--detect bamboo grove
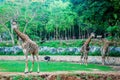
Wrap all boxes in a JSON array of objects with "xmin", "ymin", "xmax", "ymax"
[{"xmin": 0, "ymin": 0, "xmax": 120, "ymax": 45}]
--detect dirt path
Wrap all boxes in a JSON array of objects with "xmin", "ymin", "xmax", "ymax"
[{"xmin": 0, "ymin": 56, "xmax": 120, "ymax": 64}]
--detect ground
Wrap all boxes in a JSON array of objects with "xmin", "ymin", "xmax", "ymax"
[
  {"xmin": 0, "ymin": 56, "xmax": 120, "ymax": 80},
  {"xmin": 0, "ymin": 71, "xmax": 120, "ymax": 80}
]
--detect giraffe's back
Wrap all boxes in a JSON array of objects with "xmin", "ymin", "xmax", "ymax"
[
  {"xmin": 80, "ymin": 44, "xmax": 90, "ymax": 53},
  {"xmin": 101, "ymin": 43, "xmax": 110, "ymax": 56},
  {"xmin": 22, "ymin": 39, "xmax": 39, "ymax": 55}
]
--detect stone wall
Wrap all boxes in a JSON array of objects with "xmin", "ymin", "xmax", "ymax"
[
  {"xmin": 0, "ymin": 46, "xmax": 120, "ymax": 64},
  {"xmin": 0, "ymin": 46, "xmax": 120, "ymax": 55}
]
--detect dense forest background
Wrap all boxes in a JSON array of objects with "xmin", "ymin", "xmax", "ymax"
[{"xmin": 0, "ymin": 0, "xmax": 120, "ymax": 45}]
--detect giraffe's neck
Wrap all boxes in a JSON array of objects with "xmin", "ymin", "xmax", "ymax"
[
  {"xmin": 84, "ymin": 36, "xmax": 93, "ymax": 46},
  {"xmin": 14, "ymin": 28, "xmax": 29, "ymax": 42},
  {"xmin": 104, "ymin": 41, "xmax": 110, "ymax": 48}
]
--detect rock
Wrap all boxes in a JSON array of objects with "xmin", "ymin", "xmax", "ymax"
[
  {"xmin": 73, "ymin": 47, "xmax": 79, "ymax": 54},
  {"xmin": 0, "ymin": 47, "xmax": 5, "ymax": 53},
  {"xmin": 57, "ymin": 47, "xmax": 65, "ymax": 54},
  {"xmin": 50, "ymin": 47, "xmax": 57, "ymax": 54},
  {"xmin": 90, "ymin": 46, "xmax": 101, "ymax": 53},
  {"xmin": 0, "ymin": 46, "xmax": 120, "ymax": 55}
]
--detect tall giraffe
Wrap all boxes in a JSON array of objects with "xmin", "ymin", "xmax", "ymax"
[
  {"xmin": 80, "ymin": 33, "xmax": 95, "ymax": 65},
  {"xmin": 11, "ymin": 21, "xmax": 40, "ymax": 73},
  {"xmin": 101, "ymin": 39, "xmax": 111, "ymax": 65}
]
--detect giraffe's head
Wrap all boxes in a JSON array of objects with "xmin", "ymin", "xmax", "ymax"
[
  {"xmin": 90, "ymin": 33, "xmax": 95, "ymax": 38},
  {"xmin": 11, "ymin": 21, "xmax": 17, "ymax": 29}
]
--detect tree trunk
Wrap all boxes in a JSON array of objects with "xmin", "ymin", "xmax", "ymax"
[
  {"xmin": 23, "ymin": 12, "xmax": 36, "ymax": 33},
  {"xmin": 23, "ymin": 22, "xmax": 28, "ymax": 33},
  {"xmin": 70, "ymin": 27, "xmax": 72, "ymax": 39},
  {"xmin": 79, "ymin": 26, "xmax": 80, "ymax": 39},
  {"xmin": 65, "ymin": 30, "xmax": 66, "ymax": 40},
  {"xmin": 84, "ymin": 30, "xmax": 85, "ymax": 39},
  {"xmin": 2, "ymin": 24, "xmax": 15, "ymax": 45},
  {"xmin": 55, "ymin": 27, "xmax": 58, "ymax": 40},
  {"xmin": 54, "ymin": 29, "xmax": 56, "ymax": 40},
  {"xmin": 39, "ymin": 31, "xmax": 41, "ymax": 39},
  {"xmin": 87, "ymin": 30, "xmax": 89, "ymax": 38},
  {"xmin": 72, "ymin": 26, "xmax": 75, "ymax": 39}
]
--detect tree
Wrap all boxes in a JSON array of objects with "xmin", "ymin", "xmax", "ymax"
[
  {"xmin": 45, "ymin": 0, "xmax": 77, "ymax": 40},
  {"xmin": 0, "ymin": 2, "xmax": 16, "ymax": 44},
  {"xmin": 71, "ymin": 0, "xmax": 120, "ymax": 38}
]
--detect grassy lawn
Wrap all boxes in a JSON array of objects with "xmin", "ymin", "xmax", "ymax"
[{"xmin": 0, "ymin": 60, "xmax": 113, "ymax": 72}]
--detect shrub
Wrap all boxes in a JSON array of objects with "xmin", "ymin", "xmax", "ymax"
[
  {"xmin": 89, "ymin": 52, "xmax": 101, "ymax": 56},
  {"xmin": 0, "ymin": 42, "xmax": 13, "ymax": 47},
  {"xmin": 37, "ymin": 40, "xmax": 84, "ymax": 48}
]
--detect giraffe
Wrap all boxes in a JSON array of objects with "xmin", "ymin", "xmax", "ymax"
[
  {"xmin": 80, "ymin": 33, "xmax": 95, "ymax": 65},
  {"xmin": 11, "ymin": 21, "xmax": 40, "ymax": 73},
  {"xmin": 101, "ymin": 39, "xmax": 111, "ymax": 65}
]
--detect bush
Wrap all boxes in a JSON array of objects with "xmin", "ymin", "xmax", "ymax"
[
  {"xmin": 0, "ymin": 42, "xmax": 13, "ymax": 47},
  {"xmin": 109, "ymin": 51, "xmax": 120, "ymax": 57},
  {"xmin": 0, "ymin": 51, "xmax": 120, "ymax": 57},
  {"xmin": 89, "ymin": 52, "xmax": 101, "ymax": 56},
  {"xmin": 12, "ymin": 76, "xmax": 44, "ymax": 80},
  {"xmin": 37, "ymin": 40, "xmax": 84, "ymax": 48}
]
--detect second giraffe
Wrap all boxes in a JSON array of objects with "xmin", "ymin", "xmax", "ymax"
[{"xmin": 80, "ymin": 33, "xmax": 95, "ymax": 66}]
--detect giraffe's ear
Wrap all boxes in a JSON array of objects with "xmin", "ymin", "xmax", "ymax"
[
  {"xmin": 11, "ymin": 21, "xmax": 17, "ymax": 29},
  {"xmin": 91, "ymin": 33, "xmax": 95, "ymax": 37}
]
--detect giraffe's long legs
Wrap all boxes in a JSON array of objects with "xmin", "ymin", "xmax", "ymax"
[
  {"xmin": 84, "ymin": 58, "xmax": 88, "ymax": 66},
  {"xmin": 84, "ymin": 51, "xmax": 88, "ymax": 66},
  {"xmin": 23, "ymin": 49, "xmax": 29, "ymax": 74},
  {"xmin": 24, "ymin": 54, "xmax": 28, "ymax": 73},
  {"xmin": 102, "ymin": 56, "xmax": 105, "ymax": 65},
  {"xmin": 36, "ymin": 54, "xmax": 40, "ymax": 73},
  {"xmin": 30, "ymin": 54, "xmax": 35, "ymax": 73},
  {"xmin": 106, "ymin": 53, "xmax": 110, "ymax": 64},
  {"xmin": 80, "ymin": 52, "xmax": 83, "ymax": 64}
]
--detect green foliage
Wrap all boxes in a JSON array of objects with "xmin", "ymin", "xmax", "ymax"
[
  {"xmin": 12, "ymin": 76, "xmax": 24, "ymax": 80},
  {"xmin": 109, "ymin": 51, "xmax": 120, "ymax": 57},
  {"xmin": 0, "ymin": 0, "xmax": 120, "ymax": 41},
  {"xmin": 12, "ymin": 76, "xmax": 44, "ymax": 80},
  {"xmin": 39, "ymin": 40, "xmax": 84, "ymax": 48},
  {"xmin": 0, "ymin": 42, "xmax": 13, "ymax": 47},
  {"xmin": 89, "ymin": 52, "xmax": 101, "ymax": 56},
  {"xmin": 106, "ymin": 36, "xmax": 113, "ymax": 41},
  {"xmin": 106, "ymin": 26, "xmax": 119, "ymax": 34},
  {"xmin": 106, "ymin": 26, "xmax": 120, "ymax": 40},
  {"xmin": 0, "ymin": 25, "xmax": 6, "ymax": 33}
]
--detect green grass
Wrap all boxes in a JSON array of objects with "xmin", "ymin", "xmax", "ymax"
[{"xmin": 0, "ymin": 60, "xmax": 113, "ymax": 72}]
